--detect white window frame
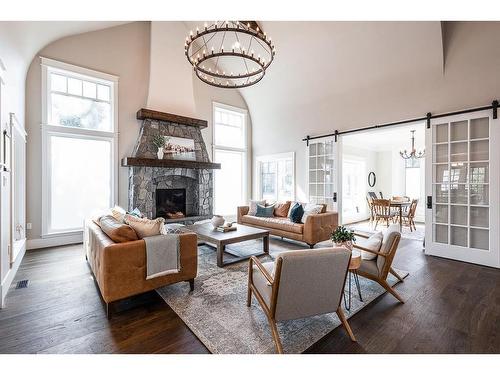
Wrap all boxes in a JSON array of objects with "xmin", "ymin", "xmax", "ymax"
[
  {"xmin": 40, "ymin": 57, "xmax": 119, "ymax": 237},
  {"xmin": 255, "ymin": 152, "xmax": 295, "ymax": 202},
  {"xmin": 212, "ymin": 102, "xmax": 249, "ymax": 209}
]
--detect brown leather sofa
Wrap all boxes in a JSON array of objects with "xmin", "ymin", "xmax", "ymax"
[
  {"xmin": 237, "ymin": 206, "xmax": 338, "ymax": 248},
  {"xmin": 84, "ymin": 220, "xmax": 198, "ymax": 317}
]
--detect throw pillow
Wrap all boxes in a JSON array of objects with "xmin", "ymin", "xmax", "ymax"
[
  {"xmin": 248, "ymin": 199, "xmax": 266, "ymax": 216},
  {"xmin": 301, "ymin": 203, "xmax": 324, "ymax": 223},
  {"xmin": 110, "ymin": 205, "xmax": 127, "ymax": 223},
  {"xmin": 287, "ymin": 201, "xmax": 305, "ymax": 218},
  {"xmin": 124, "ymin": 214, "xmax": 165, "ymax": 239},
  {"xmin": 274, "ymin": 201, "xmax": 291, "ymax": 217},
  {"xmin": 99, "ymin": 215, "xmax": 139, "ymax": 243},
  {"xmin": 128, "ymin": 207, "xmax": 143, "ymax": 218},
  {"xmin": 289, "ymin": 203, "xmax": 305, "ymax": 223},
  {"xmin": 359, "ymin": 231, "xmax": 383, "ymax": 260},
  {"xmin": 256, "ymin": 204, "xmax": 275, "ymax": 218}
]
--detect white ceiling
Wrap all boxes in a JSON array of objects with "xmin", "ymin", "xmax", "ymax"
[{"xmin": 341, "ymin": 122, "xmax": 426, "ymax": 152}]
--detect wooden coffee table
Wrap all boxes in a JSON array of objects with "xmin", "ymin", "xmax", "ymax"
[{"xmin": 185, "ymin": 223, "xmax": 270, "ymax": 267}]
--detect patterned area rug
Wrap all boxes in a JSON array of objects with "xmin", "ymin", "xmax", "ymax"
[{"xmin": 157, "ymin": 238, "xmax": 408, "ymax": 354}]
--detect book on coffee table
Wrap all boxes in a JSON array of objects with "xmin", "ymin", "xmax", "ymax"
[{"xmin": 216, "ymin": 226, "xmax": 237, "ymax": 233}]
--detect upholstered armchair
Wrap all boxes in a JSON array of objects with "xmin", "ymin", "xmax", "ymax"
[
  {"xmin": 247, "ymin": 247, "xmax": 355, "ymax": 353},
  {"xmin": 354, "ymin": 224, "xmax": 405, "ymax": 303}
]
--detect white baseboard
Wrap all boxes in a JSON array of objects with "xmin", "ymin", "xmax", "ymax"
[
  {"xmin": 1, "ymin": 240, "xmax": 26, "ymax": 308},
  {"xmin": 27, "ymin": 233, "xmax": 83, "ymax": 250}
]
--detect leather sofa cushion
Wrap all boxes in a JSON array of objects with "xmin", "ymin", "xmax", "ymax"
[
  {"xmin": 241, "ymin": 215, "xmax": 303, "ymax": 234},
  {"xmin": 99, "ymin": 215, "xmax": 139, "ymax": 243}
]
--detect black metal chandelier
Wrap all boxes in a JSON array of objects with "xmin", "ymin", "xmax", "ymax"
[
  {"xmin": 400, "ymin": 130, "xmax": 425, "ymax": 159},
  {"xmin": 184, "ymin": 21, "xmax": 275, "ymax": 89}
]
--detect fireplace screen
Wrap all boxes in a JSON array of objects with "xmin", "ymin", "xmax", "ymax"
[{"xmin": 156, "ymin": 188, "xmax": 186, "ymax": 219}]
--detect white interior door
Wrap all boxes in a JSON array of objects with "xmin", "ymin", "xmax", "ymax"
[
  {"xmin": 425, "ymin": 110, "xmax": 500, "ymax": 268},
  {"xmin": 307, "ymin": 136, "xmax": 340, "ymax": 216}
]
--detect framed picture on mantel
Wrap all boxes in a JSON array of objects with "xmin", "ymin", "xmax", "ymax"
[{"xmin": 164, "ymin": 136, "xmax": 196, "ymax": 161}]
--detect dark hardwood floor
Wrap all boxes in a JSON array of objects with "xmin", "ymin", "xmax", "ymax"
[{"xmin": 0, "ymin": 238, "xmax": 499, "ymax": 354}]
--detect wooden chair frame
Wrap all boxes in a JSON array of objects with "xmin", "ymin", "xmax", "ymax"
[
  {"xmin": 353, "ymin": 232, "xmax": 405, "ymax": 303},
  {"xmin": 402, "ymin": 199, "xmax": 418, "ymax": 232},
  {"xmin": 247, "ymin": 254, "xmax": 356, "ymax": 354},
  {"xmin": 371, "ymin": 199, "xmax": 396, "ymax": 229}
]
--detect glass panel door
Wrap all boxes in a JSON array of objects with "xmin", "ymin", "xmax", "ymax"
[
  {"xmin": 425, "ymin": 110, "xmax": 499, "ymax": 268},
  {"xmin": 308, "ymin": 137, "xmax": 338, "ymax": 213}
]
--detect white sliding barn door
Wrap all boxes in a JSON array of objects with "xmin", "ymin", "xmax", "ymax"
[
  {"xmin": 307, "ymin": 136, "xmax": 341, "ymax": 217},
  {"xmin": 425, "ymin": 110, "xmax": 500, "ymax": 268}
]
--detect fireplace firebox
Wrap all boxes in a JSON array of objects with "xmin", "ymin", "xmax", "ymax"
[{"xmin": 156, "ymin": 188, "xmax": 186, "ymax": 219}]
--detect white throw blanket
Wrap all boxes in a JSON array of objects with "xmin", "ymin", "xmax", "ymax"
[{"xmin": 144, "ymin": 234, "xmax": 180, "ymax": 280}]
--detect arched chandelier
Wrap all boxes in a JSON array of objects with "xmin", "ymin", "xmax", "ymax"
[
  {"xmin": 400, "ymin": 130, "xmax": 425, "ymax": 159},
  {"xmin": 184, "ymin": 21, "xmax": 276, "ymax": 89}
]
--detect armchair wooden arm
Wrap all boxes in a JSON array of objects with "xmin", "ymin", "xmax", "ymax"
[
  {"xmin": 353, "ymin": 232, "xmax": 370, "ymax": 239},
  {"xmin": 353, "ymin": 243, "xmax": 388, "ymax": 257},
  {"xmin": 249, "ymin": 256, "xmax": 274, "ymax": 285}
]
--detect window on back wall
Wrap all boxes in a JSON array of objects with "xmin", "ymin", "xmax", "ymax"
[
  {"xmin": 256, "ymin": 153, "xmax": 295, "ymax": 202},
  {"xmin": 41, "ymin": 57, "xmax": 118, "ymax": 236},
  {"xmin": 212, "ymin": 103, "xmax": 248, "ymax": 216}
]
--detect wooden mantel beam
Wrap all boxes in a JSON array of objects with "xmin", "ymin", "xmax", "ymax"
[{"xmin": 136, "ymin": 108, "xmax": 208, "ymax": 129}]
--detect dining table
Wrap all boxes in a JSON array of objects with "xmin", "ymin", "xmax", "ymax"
[{"xmin": 390, "ymin": 200, "xmax": 412, "ymax": 231}]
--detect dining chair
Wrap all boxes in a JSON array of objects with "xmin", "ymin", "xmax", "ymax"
[
  {"xmin": 371, "ymin": 199, "xmax": 395, "ymax": 229},
  {"xmin": 353, "ymin": 224, "xmax": 405, "ymax": 303},
  {"xmin": 247, "ymin": 247, "xmax": 355, "ymax": 353},
  {"xmin": 402, "ymin": 199, "xmax": 418, "ymax": 232}
]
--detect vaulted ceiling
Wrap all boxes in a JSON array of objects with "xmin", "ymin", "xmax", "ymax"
[{"xmin": 0, "ymin": 21, "xmax": 128, "ymax": 74}]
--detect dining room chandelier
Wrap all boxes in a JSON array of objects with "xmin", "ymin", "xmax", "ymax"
[
  {"xmin": 400, "ymin": 130, "xmax": 425, "ymax": 159},
  {"xmin": 184, "ymin": 21, "xmax": 275, "ymax": 89}
]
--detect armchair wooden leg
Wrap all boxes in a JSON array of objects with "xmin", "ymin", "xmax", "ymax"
[
  {"xmin": 188, "ymin": 279, "xmax": 195, "ymax": 291},
  {"xmin": 390, "ymin": 267, "xmax": 405, "ymax": 283},
  {"xmin": 336, "ymin": 307, "xmax": 356, "ymax": 342},
  {"xmin": 247, "ymin": 260, "xmax": 253, "ymax": 307},
  {"xmin": 247, "ymin": 285, "xmax": 252, "ymax": 307},
  {"xmin": 269, "ymin": 318, "xmax": 284, "ymax": 354},
  {"xmin": 380, "ymin": 280, "xmax": 405, "ymax": 303}
]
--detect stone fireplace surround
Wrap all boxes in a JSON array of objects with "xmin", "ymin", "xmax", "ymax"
[{"xmin": 123, "ymin": 109, "xmax": 220, "ymax": 223}]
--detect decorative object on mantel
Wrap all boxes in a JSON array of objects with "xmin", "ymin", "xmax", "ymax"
[
  {"xmin": 165, "ymin": 136, "xmax": 196, "ymax": 161},
  {"xmin": 331, "ymin": 226, "xmax": 356, "ymax": 251},
  {"xmin": 211, "ymin": 215, "xmax": 225, "ymax": 229},
  {"xmin": 152, "ymin": 134, "xmax": 166, "ymax": 159},
  {"xmin": 184, "ymin": 21, "xmax": 275, "ymax": 88},
  {"xmin": 400, "ymin": 130, "xmax": 425, "ymax": 159}
]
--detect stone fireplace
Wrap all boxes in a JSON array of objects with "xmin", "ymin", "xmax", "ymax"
[{"xmin": 122, "ymin": 109, "xmax": 221, "ymax": 223}]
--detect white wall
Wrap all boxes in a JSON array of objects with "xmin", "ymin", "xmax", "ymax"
[{"xmin": 247, "ymin": 22, "xmax": 500, "ymax": 206}]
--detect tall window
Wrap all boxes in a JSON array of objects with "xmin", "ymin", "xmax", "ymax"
[
  {"xmin": 256, "ymin": 153, "xmax": 294, "ymax": 202},
  {"xmin": 213, "ymin": 103, "xmax": 248, "ymax": 216},
  {"xmin": 41, "ymin": 58, "xmax": 118, "ymax": 235}
]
